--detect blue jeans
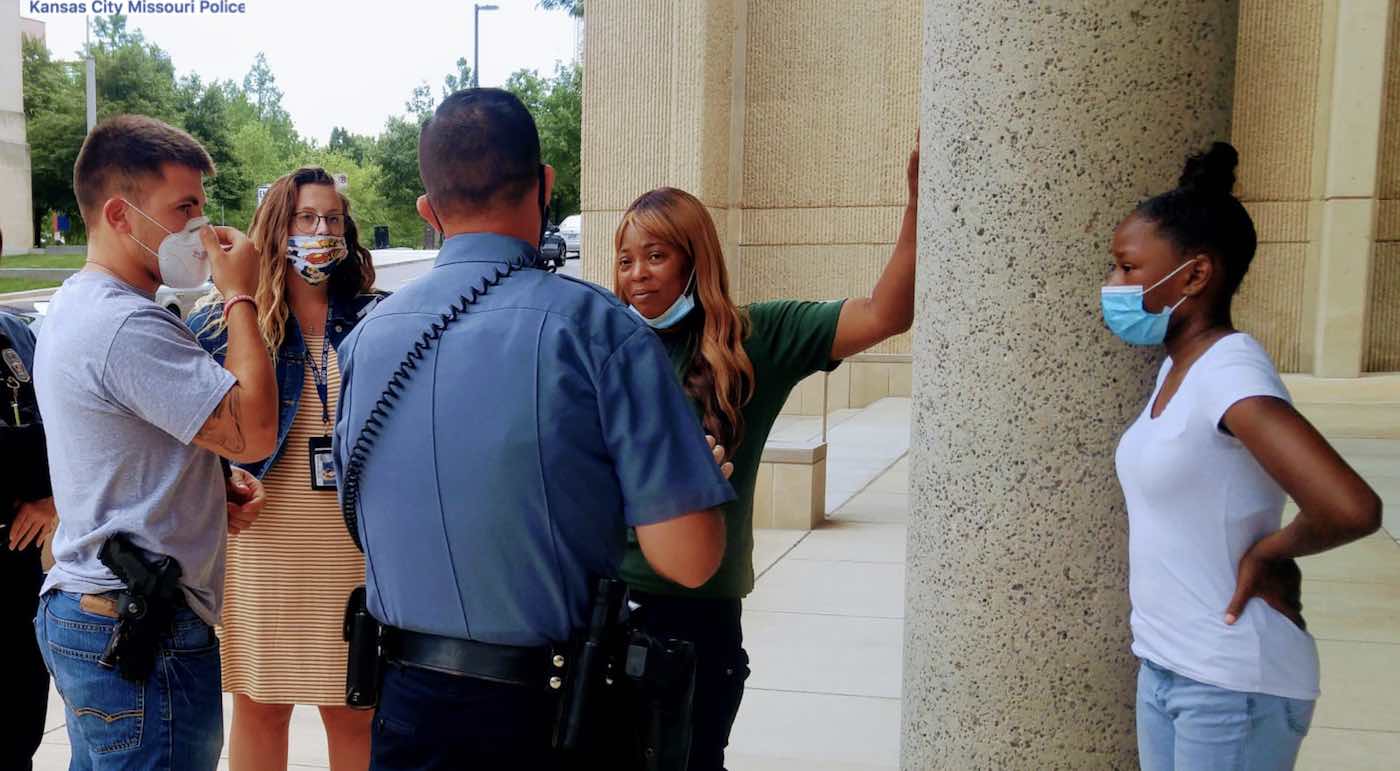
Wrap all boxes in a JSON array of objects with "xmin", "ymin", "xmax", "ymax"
[
  {"xmin": 34, "ymin": 591, "xmax": 223, "ymax": 771},
  {"xmin": 1137, "ymin": 658, "xmax": 1314, "ymax": 771}
]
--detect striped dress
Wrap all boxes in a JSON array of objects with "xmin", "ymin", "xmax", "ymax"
[{"xmin": 219, "ymin": 332, "xmax": 363, "ymax": 705}]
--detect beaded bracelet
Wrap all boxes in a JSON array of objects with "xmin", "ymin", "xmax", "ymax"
[{"xmin": 223, "ymin": 294, "xmax": 256, "ymax": 316}]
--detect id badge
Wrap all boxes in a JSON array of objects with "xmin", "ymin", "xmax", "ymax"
[{"xmin": 309, "ymin": 436, "xmax": 337, "ymax": 491}]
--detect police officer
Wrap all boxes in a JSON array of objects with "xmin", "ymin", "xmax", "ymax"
[
  {"xmin": 0, "ymin": 228, "xmax": 55, "ymax": 771},
  {"xmin": 334, "ymin": 88, "xmax": 736, "ymax": 770}
]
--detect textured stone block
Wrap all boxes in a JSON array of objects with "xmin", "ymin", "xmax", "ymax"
[
  {"xmin": 1234, "ymin": 242, "xmax": 1307, "ymax": 373},
  {"xmin": 1367, "ymin": 242, "xmax": 1400, "ymax": 372},
  {"xmin": 890, "ymin": 361, "xmax": 913, "ymax": 397},
  {"xmin": 1232, "ymin": 0, "xmax": 1324, "ymax": 201},
  {"xmin": 752, "ymin": 461, "xmax": 775, "ymax": 529},
  {"xmin": 1314, "ymin": 198, "xmax": 1377, "ymax": 377},
  {"xmin": 771, "ymin": 458, "xmax": 826, "ymax": 531},
  {"xmin": 828, "ymin": 363, "xmax": 852, "ymax": 410},
  {"xmin": 850, "ymin": 362, "xmax": 892, "ymax": 409},
  {"xmin": 743, "ymin": 0, "xmax": 920, "ymax": 209}
]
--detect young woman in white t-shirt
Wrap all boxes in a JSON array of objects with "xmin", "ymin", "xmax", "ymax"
[{"xmin": 1103, "ymin": 142, "xmax": 1382, "ymax": 770}]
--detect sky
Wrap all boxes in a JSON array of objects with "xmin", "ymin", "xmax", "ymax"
[{"xmin": 22, "ymin": 0, "xmax": 581, "ymax": 143}]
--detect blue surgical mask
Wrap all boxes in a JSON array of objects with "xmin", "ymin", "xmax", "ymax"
[
  {"xmin": 1100, "ymin": 260, "xmax": 1195, "ymax": 346},
  {"xmin": 629, "ymin": 271, "xmax": 697, "ymax": 330}
]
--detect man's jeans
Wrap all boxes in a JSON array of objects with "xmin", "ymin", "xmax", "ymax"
[
  {"xmin": 1137, "ymin": 658, "xmax": 1314, "ymax": 771},
  {"xmin": 34, "ymin": 591, "xmax": 223, "ymax": 771}
]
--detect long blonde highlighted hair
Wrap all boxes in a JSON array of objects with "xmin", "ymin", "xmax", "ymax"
[
  {"xmin": 614, "ymin": 188, "xmax": 755, "ymax": 454},
  {"xmin": 195, "ymin": 167, "xmax": 376, "ymax": 351}
]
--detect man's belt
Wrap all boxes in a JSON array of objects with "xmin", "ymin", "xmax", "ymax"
[{"xmin": 382, "ymin": 626, "xmax": 565, "ymax": 690}]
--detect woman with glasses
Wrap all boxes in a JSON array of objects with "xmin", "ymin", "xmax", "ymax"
[{"xmin": 189, "ymin": 167, "xmax": 385, "ymax": 771}]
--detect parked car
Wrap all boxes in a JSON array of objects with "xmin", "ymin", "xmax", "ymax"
[
  {"xmin": 557, "ymin": 214, "xmax": 581, "ymax": 259},
  {"xmin": 155, "ymin": 280, "xmax": 214, "ymax": 319}
]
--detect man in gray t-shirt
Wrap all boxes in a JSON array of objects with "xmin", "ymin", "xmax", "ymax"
[
  {"xmin": 37, "ymin": 272, "xmax": 237, "ymax": 622},
  {"xmin": 32, "ymin": 115, "xmax": 278, "ymax": 769}
]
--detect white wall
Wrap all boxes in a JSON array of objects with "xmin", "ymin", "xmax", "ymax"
[{"xmin": 1, "ymin": 0, "xmax": 36, "ymax": 254}]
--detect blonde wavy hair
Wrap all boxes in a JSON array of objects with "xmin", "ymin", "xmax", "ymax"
[
  {"xmin": 614, "ymin": 187, "xmax": 755, "ymax": 454},
  {"xmin": 195, "ymin": 167, "xmax": 376, "ymax": 351}
]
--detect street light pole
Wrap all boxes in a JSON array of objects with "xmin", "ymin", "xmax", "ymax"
[{"xmin": 473, "ymin": 3, "xmax": 499, "ymax": 88}]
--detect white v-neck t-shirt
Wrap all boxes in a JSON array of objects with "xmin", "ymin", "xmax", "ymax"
[{"xmin": 1116, "ymin": 333, "xmax": 1319, "ymax": 700}]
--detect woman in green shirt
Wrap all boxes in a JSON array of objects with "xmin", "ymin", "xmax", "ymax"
[{"xmin": 612, "ymin": 140, "xmax": 920, "ymax": 770}]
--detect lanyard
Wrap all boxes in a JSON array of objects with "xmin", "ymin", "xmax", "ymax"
[{"xmin": 304, "ymin": 332, "xmax": 332, "ymax": 434}]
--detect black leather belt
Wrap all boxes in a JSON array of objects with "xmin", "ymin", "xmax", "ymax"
[{"xmin": 383, "ymin": 627, "xmax": 560, "ymax": 689}]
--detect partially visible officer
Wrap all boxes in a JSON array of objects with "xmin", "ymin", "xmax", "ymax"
[
  {"xmin": 0, "ymin": 225, "xmax": 56, "ymax": 771},
  {"xmin": 334, "ymin": 88, "xmax": 735, "ymax": 770}
]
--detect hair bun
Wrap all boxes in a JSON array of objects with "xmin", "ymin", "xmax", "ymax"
[{"xmin": 1178, "ymin": 141, "xmax": 1238, "ymax": 196}]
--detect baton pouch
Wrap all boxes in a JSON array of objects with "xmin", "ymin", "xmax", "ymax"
[{"xmin": 343, "ymin": 586, "xmax": 383, "ymax": 709}]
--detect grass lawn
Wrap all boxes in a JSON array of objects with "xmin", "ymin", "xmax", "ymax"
[
  {"xmin": 2, "ymin": 252, "xmax": 85, "ymax": 269},
  {"xmin": 0, "ymin": 277, "xmax": 63, "ymax": 294}
]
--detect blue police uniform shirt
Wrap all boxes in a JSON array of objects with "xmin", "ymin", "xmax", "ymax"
[
  {"xmin": 0, "ymin": 312, "xmax": 36, "ymax": 369},
  {"xmin": 334, "ymin": 233, "xmax": 735, "ymax": 647}
]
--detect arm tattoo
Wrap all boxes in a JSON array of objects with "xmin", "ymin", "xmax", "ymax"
[{"xmin": 196, "ymin": 387, "xmax": 247, "ymax": 454}]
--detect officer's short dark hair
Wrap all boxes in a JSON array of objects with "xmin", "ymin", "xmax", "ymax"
[
  {"xmin": 419, "ymin": 88, "xmax": 541, "ymax": 217},
  {"xmin": 74, "ymin": 115, "xmax": 214, "ymax": 222}
]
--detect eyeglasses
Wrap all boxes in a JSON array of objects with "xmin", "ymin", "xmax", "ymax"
[{"xmin": 292, "ymin": 211, "xmax": 346, "ymax": 235}]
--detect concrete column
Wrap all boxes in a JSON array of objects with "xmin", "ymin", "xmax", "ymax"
[
  {"xmin": 1305, "ymin": 0, "xmax": 1394, "ymax": 378},
  {"xmin": 904, "ymin": 1, "xmax": 1238, "ymax": 767}
]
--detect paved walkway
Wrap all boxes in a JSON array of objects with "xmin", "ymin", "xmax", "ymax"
[{"xmin": 33, "ymin": 402, "xmax": 1399, "ymax": 769}]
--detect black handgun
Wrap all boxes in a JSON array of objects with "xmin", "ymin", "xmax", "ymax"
[
  {"xmin": 624, "ymin": 630, "xmax": 697, "ymax": 771},
  {"xmin": 97, "ymin": 534, "xmax": 184, "ymax": 682},
  {"xmin": 555, "ymin": 577, "xmax": 629, "ymax": 751}
]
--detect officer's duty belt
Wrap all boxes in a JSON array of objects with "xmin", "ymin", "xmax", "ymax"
[{"xmin": 383, "ymin": 627, "xmax": 553, "ymax": 688}]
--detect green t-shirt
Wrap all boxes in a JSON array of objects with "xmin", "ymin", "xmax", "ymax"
[{"xmin": 619, "ymin": 299, "xmax": 845, "ymax": 598}]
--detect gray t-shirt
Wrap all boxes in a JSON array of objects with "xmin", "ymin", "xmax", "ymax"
[{"xmin": 35, "ymin": 271, "xmax": 235, "ymax": 623}]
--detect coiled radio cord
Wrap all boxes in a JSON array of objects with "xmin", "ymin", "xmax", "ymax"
[{"xmin": 340, "ymin": 260, "xmax": 526, "ymax": 550}]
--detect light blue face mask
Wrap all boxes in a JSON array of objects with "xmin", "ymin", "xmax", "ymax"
[
  {"xmin": 1100, "ymin": 259, "xmax": 1195, "ymax": 346},
  {"xmin": 629, "ymin": 271, "xmax": 697, "ymax": 330}
]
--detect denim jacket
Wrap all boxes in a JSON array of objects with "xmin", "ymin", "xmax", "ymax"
[{"xmin": 187, "ymin": 290, "xmax": 387, "ymax": 479}]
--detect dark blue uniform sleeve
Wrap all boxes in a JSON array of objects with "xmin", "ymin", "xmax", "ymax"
[
  {"xmin": 0, "ymin": 311, "xmax": 50, "ymax": 505},
  {"xmin": 0, "ymin": 312, "xmax": 36, "ymax": 370},
  {"xmin": 597, "ymin": 327, "xmax": 736, "ymax": 528}
]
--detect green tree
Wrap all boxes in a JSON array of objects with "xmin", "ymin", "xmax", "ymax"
[
  {"xmin": 177, "ymin": 75, "xmax": 248, "ymax": 224},
  {"xmin": 537, "ymin": 0, "xmax": 583, "ymax": 17},
  {"xmin": 242, "ymin": 52, "xmax": 288, "ymax": 124},
  {"xmin": 87, "ymin": 14, "xmax": 181, "ymax": 123},
  {"xmin": 227, "ymin": 119, "xmax": 298, "ymax": 225},
  {"xmin": 21, "ymin": 35, "xmax": 85, "ymax": 247},
  {"xmin": 371, "ymin": 116, "xmax": 425, "ymax": 246},
  {"xmin": 405, "ymin": 83, "xmax": 436, "ymax": 122},
  {"xmin": 242, "ymin": 53, "xmax": 304, "ymax": 160},
  {"xmin": 21, "ymin": 16, "xmax": 326, "ymax": 241},
  {"xmin": 328, "ymin": 127, "xmax": 373, "ymax": 165},
  {"xmin": 506, "ymin": 63, "xmax": 582, "ymax": 219},
  {"xmin": 442, "ymin": 57, "xmax": 474, "ymax": 98}
]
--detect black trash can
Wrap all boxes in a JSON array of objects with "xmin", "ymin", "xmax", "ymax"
[{"xmin": 373, "ymin": 225, "xmax": 389, "ymax": 250}]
